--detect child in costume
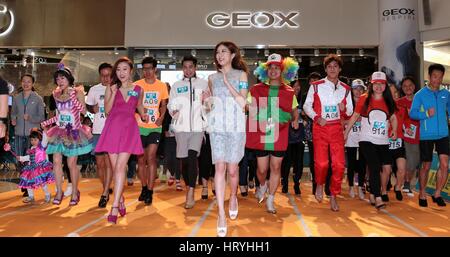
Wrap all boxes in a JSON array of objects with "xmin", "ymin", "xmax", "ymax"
[
  {"xmin": 247, "ymin": 53, "xmax": 299, "ymax": 214},
  {"xmin": 17, "ymin": 129, "xmax": 55, "ymax": 203}
]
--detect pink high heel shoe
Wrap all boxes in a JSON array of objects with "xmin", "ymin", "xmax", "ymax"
[
  {"xmin": 52, "ymin": 191, "xmax": 64, "ymax": 205},
  {"xmin": 119, "ymin": 196, "xmax": 126, "ymax": 217},
  {"xmin": 69, "ymin": 190, "xmax": 80, "ymax": 206},
  {"xmin": 107, "ymin": 207, "xmax": 119, "ymax": 224}
]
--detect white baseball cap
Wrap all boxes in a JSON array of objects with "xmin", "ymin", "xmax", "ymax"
[
  {"xmin": 371, "ymin": 71, "xmax": 387, "ymax": 84},
  {"xmin": 266, "ymin": 53, "xmax": 283, "ymax": 66},
  {"xmin": 351, "ymin": 79, "xmax": 366, "ymax": 90}
]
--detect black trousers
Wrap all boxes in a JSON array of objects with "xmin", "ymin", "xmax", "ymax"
[
  {"xmin": 281, "ymin": 141, "xmax": 305, "ymax": 186},
  {"xmin": 181, "ymin": 150, "xmax": 198, "ymax": 188},
  {"xmin": 164, "ymin": 137, "xmax": 181, "ymax": 180},
  {"xmin": 198, "ymin": 134, "xmax": 215, "ymax": 183},
  {"xmin": 359, "ymin": 142, "xmax": 390, "ymax": 197},
  {"xmin": 345, "ymin": 147, "xmax": 366, "ymax": 187},
  {"xmin": 239, "ymin": 148, "xmax": 257, "ymax": 186}
]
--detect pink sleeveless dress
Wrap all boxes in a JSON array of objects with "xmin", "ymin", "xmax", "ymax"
[{"xmin": 95, "ymin": 85, "xmax": 144, "ymax": 155}]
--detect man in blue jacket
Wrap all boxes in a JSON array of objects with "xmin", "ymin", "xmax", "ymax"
[{"xmin": 410, "ymin": 63, "xmax": 449, "ymax": 207}]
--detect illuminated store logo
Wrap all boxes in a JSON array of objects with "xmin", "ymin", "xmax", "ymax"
[
  {"xmin": 0, "ymin": 4, "xmax": 14, "ymax": 37},
  {"xmin": 206, "ymin": 11, "xmax": 299, "ymax": 29}
]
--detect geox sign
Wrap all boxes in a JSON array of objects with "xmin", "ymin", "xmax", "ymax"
[{"xmin": 206, "ymin": 11, "xmax": 299, "ymax": 29}]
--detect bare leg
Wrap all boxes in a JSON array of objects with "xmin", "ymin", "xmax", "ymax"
[
  {"xmin": 395, "ymin": 158, "xmax": 406, "ymax": 191},
  {"xmin": 256, "ymin": 156, "xmax": 270, "ymax": 186},
  {"xmin": 419, "ymin": 162, "xmax": 431, "ymax": 199},
  {"xmin": 137, "ymin": 154, "xmax": 147, "ymax": 187},
  {"xmin": 435, "ymin": 154, "xmax": 449, "ymax": 197},
  {"xmin": 109, "ymin": 153, "xmax": 131, "ymax": 215},
  {"xmin": 215, "ymin": 162, "xmax": 227, "ymax": 228},
  {"xmin": 381, "ymin": 165, "xmax": 391, "ymax": 195},
  {"xmin": 67, "ymin": 156, "xmax": 80, "ymax": 200},
  {"xmin": 146, "ymin": 144, "xmax": 159, "ymax": 190},
  {"xmin": 53, "ymin": 153, "xmax": 63, "ymax": 199},
  {"xmin": 268, "ymin": 156, "xmax": 283, "ymax": 195},
  {"xmin": 227, "ymin": 163, "xmax": 239, "ymax": 212}
]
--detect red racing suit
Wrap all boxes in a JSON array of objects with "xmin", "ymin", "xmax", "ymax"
[{"xmin": 303, "ymin": 78, "xmax": 353, "ymax": 196}]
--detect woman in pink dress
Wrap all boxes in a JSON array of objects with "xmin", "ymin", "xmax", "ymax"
[{"xmin": 95, "ymin": 57, "xmax": 148, "ymax": 224}]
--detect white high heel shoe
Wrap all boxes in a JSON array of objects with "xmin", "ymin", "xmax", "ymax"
[
  {"xmin": 217, "ymin": 217, "xmax": 227, "ymax": 237},
  {"xmin": 229, "ymin": 197, "xmax": 238, "ymax": 220}
]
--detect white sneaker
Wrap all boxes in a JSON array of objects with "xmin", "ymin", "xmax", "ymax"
[
  {"xmin": 349, "ymin": 186, "xmax": 355, "ymax": 198},
  {"xmin": 358, "ymin": 186, "xmax": 365, "ymax": 200},
  {"xmin": 22, "ymin": 197, "xmax": 35, "ymax": 204},
  {"xmin": 406, "ymin": 189, "xmax": 414, "ymax": 198},
  {"xmin": 64, "ymin": 183, "xmax": 73, "ymax": 197},
  {"xmin": 266, "ymin": 194, "xmax": 276, "ymax": 214}
]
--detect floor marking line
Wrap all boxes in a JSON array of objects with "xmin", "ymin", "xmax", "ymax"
[
  {"xmin": 0, "ymin": 184, "xmax": 103, "ymax": 218},
  {"xmin": 65, "ymin": 184, "xmax": 166, "ymax": 237},
  {"xmin": 363, "ymin": 199, "xmax": 428, "ymax": 237},
  {"xmin": 287, "ymin": 193, "xmax": 314, "ymax": 237},
  {"xmin": 188, "ymin": 199, "xmax": 216, "ymax": 237}
]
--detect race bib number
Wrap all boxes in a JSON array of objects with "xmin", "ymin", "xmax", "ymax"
[
  {"xmin": 352, "ymin": 121, "xmax": 361, "ymax": 133},
  {"xmin": 389, "ymin": 138, "xmax": 402, "ymax": 150},
  {"xmin": 323, "ymin": 105, "xmax": 339, "ymax": 121},
  {"xmin": 371, "ymin": 121, "xmax": 387, "ymax": 136},
  {"xmin": 403, "ymin": 124, "xmax": 417, "ymax": 139},
  {"xmin": 57, "ymin": 111, "xmax": 74, "ymax": 128},
  {"xmin": 146, "ymin": 108, "xmax": 159, "ymax": 124},
  {"xmin": 177, "ymin": 86, "xmax": 188, "ymax": 94},
  {"xmin": 128, "ymin": 90, "xmax": 138, "ymax": 97},
  {"xmin": 143, "ymin": 92, "xmax": 159, "ymax": 106}
]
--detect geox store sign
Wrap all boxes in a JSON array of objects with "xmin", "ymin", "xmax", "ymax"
[
  {"xmin": 206, "ymin": 11, "xmax": 299, "ymax": 29},
  {"xmin": 0, "ymin": 4, "xmax": 14, "ymax": 37}
]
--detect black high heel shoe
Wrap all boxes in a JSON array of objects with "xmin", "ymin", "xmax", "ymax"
[
  {"xmin": 98, "ymin": 195, "xmax": 109, "ymax": 208},
  {"xmin": 201, "ymin": 187, "xmax": 208, "ymax": 200}
]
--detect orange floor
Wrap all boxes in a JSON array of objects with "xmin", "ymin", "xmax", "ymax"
[{"xmin": 0, "ymin": 178, "xmax": 448, "ymax": 237}]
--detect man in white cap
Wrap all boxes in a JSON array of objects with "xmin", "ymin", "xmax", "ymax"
[{"xmin": 303, "ymin": 54, "xmax": 353, "ymax": 212}]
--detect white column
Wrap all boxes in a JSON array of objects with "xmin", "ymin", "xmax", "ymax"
[{"xmin": 379, "ymin": 0, "xmax": 421, "ymax": 88}]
